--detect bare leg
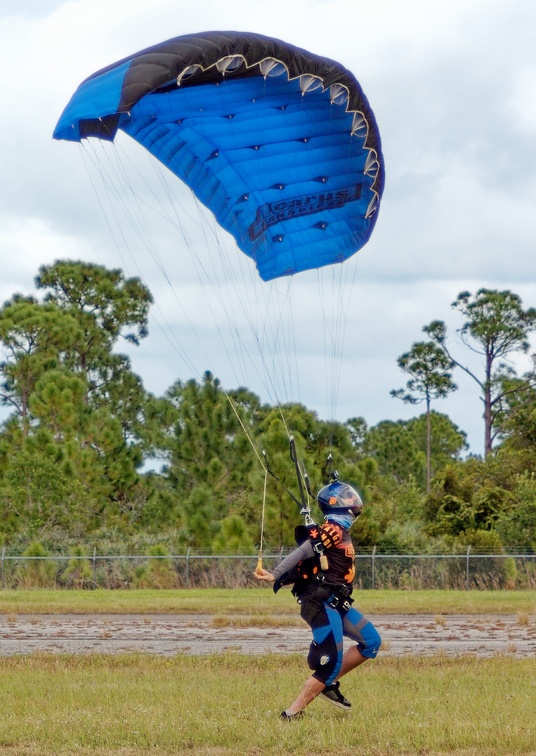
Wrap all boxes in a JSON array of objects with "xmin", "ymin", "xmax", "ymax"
[
  {"xmin": 286, "ymin": 647, "xmax": 368, "ymax": 714},
  {"xmin": 286, "ymin": 675, "xmax": 324, "ymax": 715},
  {"xmin": 336, "ymin": 645, "xmax": 367, "ymax": 680}
]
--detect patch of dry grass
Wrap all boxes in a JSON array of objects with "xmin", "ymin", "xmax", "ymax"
[{"xmin": 211, "ymin": 615, "xmax": 301, "ymax": 628}]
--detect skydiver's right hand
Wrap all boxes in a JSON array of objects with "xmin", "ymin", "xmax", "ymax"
[{"xmin": 254, "ymin": 568, "xmax": 275, "ymax": 582}]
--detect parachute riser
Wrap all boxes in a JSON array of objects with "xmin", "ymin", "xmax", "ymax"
[
  {"xmin": 262, "ymin": 450, "xmax": 303, "ymax": 510},
  {"xmin": 289, "ymin": 436, "xmax": 314, "ymax": 527},
  {"xmin": 321, "ymin": 452, "xmax": 340, "ymax": 485},
  {"xmin": 262, "ymin": 437, "xmax": 316, "ymax": 529}
]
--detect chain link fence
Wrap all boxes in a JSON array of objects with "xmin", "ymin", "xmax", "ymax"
[{"xmin": 1, "ymin": 548, "xmax": 535, "ymax": 590}]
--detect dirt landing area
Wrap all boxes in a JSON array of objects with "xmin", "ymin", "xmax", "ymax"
[{"xmin": 1, "ymin": 613, "xmax": 535, "ymax": 657}]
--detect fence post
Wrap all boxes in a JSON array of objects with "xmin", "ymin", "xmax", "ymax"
[
  {"xmin": 371, "ymin": 545, "xmax": 376, "ymax": 590},
  {"xmin": 92, "ymin": 547, "xmax": 97, "ymax": 588},
  {"xmin": 1, "ymin": 546, "xmax": 4, "ymax": 590},
  {"xmin": 466, "ymin": 545, "xmax": 471, "ymax": 590},
  {"xmin": 186, "ymin": 547, "xmax": 190, "ymax": 589}
]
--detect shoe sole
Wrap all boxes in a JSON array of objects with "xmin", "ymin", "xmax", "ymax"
[{"xmin": 319, "ymin": 694, "xmax": 351, "ymax": 711}]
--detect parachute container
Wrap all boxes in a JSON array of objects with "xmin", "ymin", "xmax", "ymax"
[{"xmin": 54, "ymin": 31, "xmax": 385, "ymax": 281}]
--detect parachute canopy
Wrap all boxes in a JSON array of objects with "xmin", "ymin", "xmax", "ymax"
[{"xmin": 54, "ymin": 31, "xmax": 384, "ymax": 281}]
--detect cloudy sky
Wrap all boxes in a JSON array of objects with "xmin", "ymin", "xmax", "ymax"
[{"xmin": 1, "ymin": 0, "xmax": 535, "ymax": 457}]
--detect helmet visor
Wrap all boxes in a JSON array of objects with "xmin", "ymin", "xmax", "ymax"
[
  {"xmin": 337, "ymin": 484, "xmax": 362, "ymax": 509},
  {"xmin": 319, "ymin": 482, "xmax": 363, "ymax": 514}
]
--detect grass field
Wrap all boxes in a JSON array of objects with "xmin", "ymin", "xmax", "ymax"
[
  {"xmin": 1, "ymin": 590, "xmax": 535, "ymax": 754},
  {"xmin": 0, "ymin": 653, "xmax": 534, "ymax": 755},
  {"xmin": 0, "ymin": 587, "xmax": 535, "ymax": 616}
]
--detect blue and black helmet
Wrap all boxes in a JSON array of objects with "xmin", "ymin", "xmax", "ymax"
[{"xmin": 317, "ymin": 481, "xmax": 363, "ymax": 521}]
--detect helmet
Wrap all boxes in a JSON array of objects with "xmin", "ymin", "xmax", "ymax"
[{"xmin": 317, "ymin": 481, "xmax": 363, "ymax": 521}]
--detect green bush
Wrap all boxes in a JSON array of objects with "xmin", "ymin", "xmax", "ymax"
[
  {"xmin": 61, "ymin": 545, "xmax": 93, "ymax": 588},
  {"xmin": 15, "ymin": 541, "xmax": 57, "ymax": 588},
  {"xmin": 133, "ymin": 544, "xmax": 178, "ymax": 589}
]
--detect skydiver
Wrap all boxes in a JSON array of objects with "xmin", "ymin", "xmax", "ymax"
[{"xmin": 254, "ymin": 479, "xmax": 381, "ymax": 720}]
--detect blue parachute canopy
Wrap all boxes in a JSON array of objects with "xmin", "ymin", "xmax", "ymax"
[{"xmin": 54, "ymin": 31, "xmax": 385, "ymax": 281}]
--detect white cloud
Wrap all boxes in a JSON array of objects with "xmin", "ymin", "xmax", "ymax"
[
  {"xmin": 509, "ymin": 66, "xmax": 536, "ymax": 135},
  {"xmin": 0, "ymin": 0, "xmax": 535, "ymax": 458}
]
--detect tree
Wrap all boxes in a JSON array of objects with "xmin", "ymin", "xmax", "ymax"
[
  {"xmin": 163, "ymin": 372, "xmax": 260, "ymax": 547},
  {"xmin": 345, "ymin": 416, "xmax": 367, "ymax": 449},
  {"xmin": 362, "ymin": 414, "xmax": 467, "ymax": 492},
  {"xmin": 425, "ymin": 289, "xmax": 536, "ymax": 457},
  {"xmin": 495, "ymin": 472, "xmax": 536, "ymax": 552},
  {"xmin": 410, "ymin": 412, "xmax": 468, "ymax": 470},
  {"xmin": 362, "ymin": 419, "xmax": 426, "ymax": 487},
  {"xmin": 391, "ymin": 340, "xmax": 457, "ymax": 491},
  {"xmin": 0, "ymin": 261, "xmax": 159, "ymax": 537},
  {"xmin": 165, "ymin": 372, "xmax": 255, "ymax": 492},
  {"xmin": 424, "ymin": 460, "xmax": 505, "ymax": 541},
  {"xmin": 35, "ymin": 260, "xmax": 153, "ymax": 403},
  {"xmin": 212, "ymin": 514, "xmax": 256, "ymax": 554},
  {"xmin": 494, "ymin": 368, "xmax": 536, "ymax": 458},
  {"xmin": 0, "ymin": 296, "xmax": 83, "ymax": 425}
]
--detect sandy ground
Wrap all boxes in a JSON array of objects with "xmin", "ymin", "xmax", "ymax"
[{"xmin": 1, "ymin": 613, "xmax": 535, "ymax": 657}]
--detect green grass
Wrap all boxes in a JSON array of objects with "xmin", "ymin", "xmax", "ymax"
[
  {"xmin": 0, "ymin": 653, "xmax": 534, "ymax": 755},
  {"xmin": 0, "ymin": 587, "xmax": 534, "ymax": 616}
]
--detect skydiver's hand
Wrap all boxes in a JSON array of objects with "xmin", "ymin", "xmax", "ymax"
[{"xmin": 254, "ymin": 568, "xmax": 275, "ymax": 582}]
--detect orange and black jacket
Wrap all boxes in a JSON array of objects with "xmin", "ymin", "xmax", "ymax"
[{"xmin": 272, "ymin": 520, "xmax": 356, "ymax": 594}]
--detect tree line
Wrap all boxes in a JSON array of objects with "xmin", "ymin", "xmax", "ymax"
[{"xmin": 0, "ymin": 261, "xmax": 535, "ymax": 555}]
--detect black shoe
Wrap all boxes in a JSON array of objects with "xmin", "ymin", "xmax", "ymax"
[
  {"xmin": 319, "ymin": 681, "xmax": 352, "ymax": 710},
  {"xmin": 281, "ymin": 710, "xmax": 305, "ymax": 720}
]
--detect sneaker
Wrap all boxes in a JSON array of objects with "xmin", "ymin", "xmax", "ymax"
[
  {"xmin": 319, "ymin": 681, "xmax": 352, "ymax": 710},
  {"xmin": 281, "ymin": 710, "xmax": 305, "ymax": 721}
]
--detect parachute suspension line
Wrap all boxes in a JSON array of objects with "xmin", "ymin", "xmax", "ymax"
[
  {"xmin": 317, "ymin": 103, "xmax": 346, "ymax": 432},
  {"xmin": 80, "ymin": 140, "xmax": 204, "ymax": 379},
  {"xmin": 326, "ymin": 266, "xmax": 346, "ymax": 419},
  {"xmin": 244, "ymin": 277, "xmax": 299, "ymax": 419},
  {"xmin": 85, "ymin": 140, "xmax": 172, "ymax": 279},
  {"xmin": 186, "ymin": 188, "xmax": 297, "ymax": 404},
  {"xmin": 256, "ymin": 467, "xmax": 268, "ymax": 573},
  {"xmin": 152, "ymin": 77, "xmax": 312, "ymax": 439},
  {"xmin": 225, "ymin": 391, "xmax": 266, "ymax": 472},
  {"xmin": 289, "ymin": 435, "xmax": 312, "ymax": 521},
  {"xmin": 313, "ymin": 99, "xmax": 364, "ymax": 446},
  {"xmin": 123, "ymin": 95, "xmax": 297, "ymax": 410},
  {"xmin": 100, "ymin": 138, "xmax": 202, "ymax": 290},
  {"xmin": 84, "ymin": 135, "xmax": 295, "ymax": 403},
  {"xmin": 104, "ymin": 133, "xmax": 200, "ymax": 273},
  {"xmin": 224, "ymin": 392, "xmax": 309, "ymax": 562},
  {"xmin": 210, "ymin": 75, "xmax": 301, "ymax": 414},
  {"xmin": 90, "ymin": 134, "xmax": 287, "ymax": 414},
  {"xmin": 85, "ymin": 135, "xmax": 305, "ymax": 539},
  {"xmin": 225, "ymin": 382, "xmax": 302, "ymax": 531},
  {"xmin": 80, "ymin": 140, "xmax": 210, "ymax": 380},
  {"xmin": 84, "ymin": 133, "xmax": 299, "ymax": 465},
  {"xmin": 318, "ymin": 254, "xmax": 361, "ymax": 447},
  {"xmin": 79, "ymin": 142, "xmax": 134, "ymax": 277},
  {"xmin": 223, "ymin": 390, "xmax": 269, "ymax": 570}
]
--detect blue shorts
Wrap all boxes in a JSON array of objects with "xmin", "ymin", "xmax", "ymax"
[{"xmin": 301, "ymin": 595, "xmax": 381, "ymax": 685}]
